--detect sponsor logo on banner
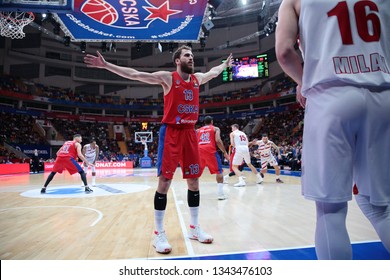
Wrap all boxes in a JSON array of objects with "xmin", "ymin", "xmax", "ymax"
[
  {"xmin": 57, "ymin": 0, "xmax": 208, "ymax": 41},
  {"xmin": 44, "ymin": 161, "xmax": 134, "ymax": 171}
]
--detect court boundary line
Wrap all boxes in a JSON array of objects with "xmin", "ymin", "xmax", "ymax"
[
  {"xmin": 144, "ymin": 239, "xmax": 383, "ymax": 260},
  {"xmin": 171, "ymin": 186, "xmax": 195, "ymax": 256},
  {"xmin": 0, "ymin": 206, "xmax": 103, "ymax": 227}
]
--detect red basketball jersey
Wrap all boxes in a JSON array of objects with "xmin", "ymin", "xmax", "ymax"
[
  {"xmin": 197, "ymin": 124, "xmax": 217, "ymax": 153},
  {"xmin": 57, "ymin": 141, "xmax": 78, "ymax": 159},
  {"xmin": 161, "ymin": 71, "xmax": 200, "ymax": 128}
]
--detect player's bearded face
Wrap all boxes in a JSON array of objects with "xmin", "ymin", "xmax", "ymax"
[{"xmin": 180, "ymin": 60, "xmax": 194, "ymax": 74}]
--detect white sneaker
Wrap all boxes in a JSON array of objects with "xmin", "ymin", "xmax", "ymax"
[
  {"xmin": 188, "ymin": 225, "xmax": 213, "ymax": 243},
  {"xmin": 234, "ymin": 176, "xmax": 246, "ymax": 187},
  {"xmin": 153, "ymin": 230, "xmax": 172, "ymax": 254},
  {"xmin": 223, "ymin": 175, "xmax": 229, "ymax": 184},
  {"xmin": 218, "ymin": 193, "xmax": 228, "ymax": 200},
  {"xmin": 256, "ymin": 173, "xmax": 263, "ymax": 184}
]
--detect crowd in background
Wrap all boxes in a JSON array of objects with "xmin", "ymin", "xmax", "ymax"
[
  {"xmin": 1, "ymin": 73, "xmax": 295, "ymax": 107},
  {"xmin": 0, "ymin": 72, "xmax": 302, "ymax": 171}
]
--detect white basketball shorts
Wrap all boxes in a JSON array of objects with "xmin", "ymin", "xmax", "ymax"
[
  {"xmin": 232, "ymin": 145, "xmax": 251, "ymax": 166},
  {"xmin": 301, "ymin": 84, "xmax": 390, "ymax": 206}
]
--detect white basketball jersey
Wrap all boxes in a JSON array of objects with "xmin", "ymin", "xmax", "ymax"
[
  {"xmin": 299, "ymin": 0, "xmax": 390, "ymax": 95},
  {"xmin": 232, "ymin": 130, "xmax": 248, "ymax": 147},
  {"xmin": 256, "ymin": 140, "xmax": 275, "ymax": 158},
  {"xmin": 84, "ymin": 144, "xmax": 97, "ymax": 160}
]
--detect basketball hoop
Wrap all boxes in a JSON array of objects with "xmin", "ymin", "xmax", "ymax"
[
  {"xmin": 0, "ymin": 11, "xmax": 35, "ymax": 39},
  {"xmin": 141, "ymin": 137, "xmax": 148, "ymax": 150}
]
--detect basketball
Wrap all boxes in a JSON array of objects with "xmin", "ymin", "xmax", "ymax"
[{"xmin": 81, "ymin": 0, "xmax": 118, "ymax": 25}]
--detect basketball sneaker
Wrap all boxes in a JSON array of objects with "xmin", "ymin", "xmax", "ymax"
[
  {"xmin": 256, "ymin": 173, "xmax": 263, "ymax": 184},
  {"xmin": 223, "ymin": 174, "xmax": 229, "ymax": 184},
  {"xmin": 188, "ymin": 225, "xmax": 213, "ymax": 243},
  {"xmin": 276, "ymin": 178, "xmax": 284, "ymax": 183},
  {"xmin": 85, "ymin": 186, "xmax": 93, "ymax": 193},
  {"xmin": 40, "ymin": 187, "xmax": 46, "ymax": 194},
  {"xmin": 234, "ymin": 176, "xmax": 246, "ymax": 187},
  {"xmin": 217, "ymin": 192, "xmax": 228, "ymax": 200},
  {"xmin": 153, "ymin": 230, "xmax": 172, "ymax": 254}
]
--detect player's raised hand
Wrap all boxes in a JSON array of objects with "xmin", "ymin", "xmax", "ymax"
[
  {"xmin": 84, "ymin": 51, "xmax": 107, "ymax": 68},
  {"xmin": 224, "ymin": 53, "xmax": 233, "ymax": 68}
]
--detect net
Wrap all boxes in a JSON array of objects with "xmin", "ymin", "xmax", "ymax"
[{"xmin": 0, "ymin": 11, "xmax": 35, "ymax": 39}]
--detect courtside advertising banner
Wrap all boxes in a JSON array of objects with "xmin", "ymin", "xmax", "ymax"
[
  {"xmin": 44, "ymin": 161, "xmax": 134, "ymax": 171},
  {"xmin": 56, "ymin": 0, "xmax": 208, "ymax": 42}
]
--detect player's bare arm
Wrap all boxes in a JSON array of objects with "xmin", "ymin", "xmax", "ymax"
[
  {"xmin": 94, "ymin": 145, "xmax": 99, "ymax": 164},
  {"xmin": 76, "ymin": 143, "xmax": 91, "ymax": 166},
  {"xmin": 275, "ymin": 0, "xmax": 305, "ymax": 108},
  {"xmin": 195, "ymin": 53, "xmax": 233, "ymax": 85},
  {"xmin": 229, "ymin": 132, "xmax": 235, "ymax": 148},
  {"xmin": 84, "ymin": 51, "xmax": 172, "ymax": 91},
  {"xmin": 248, "ymin": 139, "xmax": 258, "ymax": 148},
  {"xmin": 215, "ymin": 127, "xmax": 229, "ymax": 160},
  {"xmin": 272, "ymin": 142, "xmax": 281, "ymax": 158}
]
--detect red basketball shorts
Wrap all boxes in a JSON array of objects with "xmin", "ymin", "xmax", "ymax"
[
  {"xmin": 199, "ymin": 147, "xmax": 223, "ymax": 175},
  {"xmin": 53, "ymin": 157, "xmax": 83, "ymax": 175},
  {"xmin": 157, "ymin": 124, "xmax": 201, "ymax": 179}
]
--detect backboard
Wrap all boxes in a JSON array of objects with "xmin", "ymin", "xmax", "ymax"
[{"xmin": 134, "ymin": 131, "xmax": 153, "ymax": 143}]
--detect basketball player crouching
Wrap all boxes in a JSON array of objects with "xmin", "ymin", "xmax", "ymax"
[{"xmin": 41, "ymin": 134, "xmax": 93, "ymax": 194}]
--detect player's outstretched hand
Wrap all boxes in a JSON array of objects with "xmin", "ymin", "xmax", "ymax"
[
  {"xmin": 224, "ymin": 53, "xmax": 234, "ymax": 68},
  {"xmin": 84, "ymin": 51, "xmax": 106, "ymax": 68}
]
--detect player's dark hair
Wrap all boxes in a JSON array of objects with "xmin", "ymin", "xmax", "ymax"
[
  {"xmin": 73, "ymin": 134, "xmax": 82, "ymax": 139},
  {"xmin": 262, "ymin": 133, "xmax": 268, "ymax": 137},
  {"xmin": 204, "ymin": 116, "xmax": 213, "ymax": 125},
  {"xmin": 172, "ymin": 45, "xmax": 192, "ymax": 65},
  {"xmin": 231, "ymin": 124, "xmax": 239, "ymax": 129},
  {"xmin": 90, "ymin": 137, "xmax": 96, "ymax": 143}
]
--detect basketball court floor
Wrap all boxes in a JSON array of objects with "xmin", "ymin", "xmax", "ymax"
[{"xmin": 0, "ymin": 167, "xmax": 389, "ymax": 260}]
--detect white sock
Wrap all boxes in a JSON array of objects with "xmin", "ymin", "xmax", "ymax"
[
  {"xmin": 92, "ymin": 176, "xmax": 96, "ymax": 186},
  {"xmin": 154, "ymin": 210, "xmax": 165, "ymax": 232},
  {"xmin": 189, "ymin": 206, "xmax": 199, "ymax": 226},
  {"xmin": 217, "ymin": 183, "xmax": 224, "ymax": 194}
]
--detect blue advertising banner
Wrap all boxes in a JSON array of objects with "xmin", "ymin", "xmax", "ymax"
[
  {"xmin": 11, "ymin": 144, "xmax": 51, "ymax": 159},
  {"xmin": 56, "ymin": 0, "xmax": 208, "ymax": 42}
]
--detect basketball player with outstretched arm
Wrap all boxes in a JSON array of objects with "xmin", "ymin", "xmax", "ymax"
[
  {"xmin": 250, "ymin": 133, "xmax": 284, "ymax": 183},
  {"xmin": 41, "ymin": 134, "xmax": 93, "ymax": 194},
  {"xmin": 276, "ymin": 0, "xmax": 390, "ymax": 259},
  {"xmin": 82, "ymin": 138, "xmax": 99, "ymax": 187},
  {"xmin": 84, "ymin": 45, "xmax": 233, "ymax": 254}
]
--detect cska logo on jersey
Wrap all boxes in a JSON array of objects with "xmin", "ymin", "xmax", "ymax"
[{"xmin": 79, "ymin": 0, "xmax": 182, "ymax": 29}]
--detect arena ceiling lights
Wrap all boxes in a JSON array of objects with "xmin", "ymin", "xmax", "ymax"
[{"xmin": 55, "ymin": 0, "xmax": 209, "ymax": 42}]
